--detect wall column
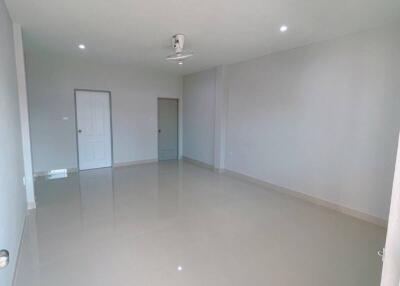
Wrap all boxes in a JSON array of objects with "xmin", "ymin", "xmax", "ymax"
[
  {"xmin": 13, "ymin": 24, "xmax": 36, "ymax": 209},
  {"xmin": 214, "ymin": 65, "xmax": 228, "ymax": 171}
]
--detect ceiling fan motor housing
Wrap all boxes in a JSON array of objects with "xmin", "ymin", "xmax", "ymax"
[
  {"xmin": 166, "ymin": 34, "xmax": 193, "ymax": 63},
  {"xmin": 172, "ymin": 34, "xmax": 185, "ymax": 53}
]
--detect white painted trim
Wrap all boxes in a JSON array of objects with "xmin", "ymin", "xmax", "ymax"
[
  {"xmin": 34, "ymin": 168, "xmax": 78, "ymax": 178},
  {"xmin": 34, "ymin": 160, "xmax": 160, "ymax": 176},
  {"xmin": 113, "ymin": 159, "xmax": 158, "ymax": 168},
  {"xmin": 183, "ymin": 157, "xmax": 387, "ymax": 227},
  {"xmin": 13, "ymin": 24, "xmax": 36, "ymax": 209},
  {"xmin": 223, "ymin": 169, "xmax": 387, "ymax": 227},
  {"xmin": 27, "ymin": 201, "xmax": 36, "ymax": 210},
  {"xmin": 380, "ymin": 133, "xmax": 400, "ymax": 286},
  {"xmin": 183, "ymin": 156, "xmax": 215, "ymax": 170}
]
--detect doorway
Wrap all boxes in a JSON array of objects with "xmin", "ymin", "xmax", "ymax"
[
  {"xmin": 75, "ymin": 89, "xmax": 112, "ymax": 170},
  {"xmin": 158, "ymin": 98, "xmax": 178, "ymax": 161}
]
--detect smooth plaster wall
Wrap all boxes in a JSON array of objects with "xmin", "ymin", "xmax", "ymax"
[
  {"xmin": 0, "ymin": 1, "xmax": 27, "ymax": 285},
  {"xmin": 225, "ymin": 26, "xmax": 400, "ymax": 219},
  {"xmin": 183, "ymin": 68, "xmax": 216, "ymax": 166},
  {"xmin": 26, "ymin": 52, "xmax": 182, "ymax": 173}
]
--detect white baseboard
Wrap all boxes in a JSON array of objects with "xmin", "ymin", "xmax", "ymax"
[
  {"xmin": 27, "ymin": 201, "xmax": 36, "ymax": 210},
  {"xmin": 182, "ymin": 156, "xmax": 215, "ymax": 170},
  {"xmin": 32, "ymin": 159, "xmax": 387, "ymax": 227},
  {"xmin": 183, "ymin": 159, "xmax": 386, "ymax": 227},
  {"xmin": 223, "ymin": 169, "xmax": 387, "ymax": 228},
  {"xmin": 113, "ymin": 159, "xmax": 158, "ymax": 168},
  {"xmin": 34, "ymin": 159, "xmax": 159, "ymax": 176},
  {"xmin": 214, "ymin": 167, "xmax": 225, "ymax": 173},
  {"xmin": 34, "ymin": 168, "xmax": 78, "ymax": 178}
]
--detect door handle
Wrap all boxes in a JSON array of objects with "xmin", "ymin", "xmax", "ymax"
[
  {"xmin": 158, "ymin": 129, "xmax": 161, "ymax": 133},
  {"xmin": 78, "ymin": 129, "xmax": 82, "ymax": 133},
  {"xmin": 0, "ymin": 249, "xmax": 9, "ymax": 269}
]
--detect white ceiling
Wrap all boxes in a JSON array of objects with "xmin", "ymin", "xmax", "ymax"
[{"xmin": 5, "ymin": 0, "xmax": 400, "ymax": 75}]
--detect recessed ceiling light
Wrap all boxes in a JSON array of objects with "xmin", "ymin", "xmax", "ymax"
[
  {"xmin": 78, "ymin": 44, "xmax": 86, "ymax": 50},
  {"xmin": 178, "ymin": 61, "xmax": 183, "ymax": 65},
  {"xmin": 280, "ymin": 25, "xmax": 288, "ymax": 32},
  {"xmin": 177, "ymin": 266, "xmax": 183, "ymax": 271}
]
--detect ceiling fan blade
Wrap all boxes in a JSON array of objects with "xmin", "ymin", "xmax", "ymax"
[{"xmin": 166, "ymin": 53, "xmax": 193, "ymax": 61}]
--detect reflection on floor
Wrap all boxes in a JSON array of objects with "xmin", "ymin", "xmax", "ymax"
[{"xmin": 14, "ymin": 161, "xmax": 385, "ymax": 286}]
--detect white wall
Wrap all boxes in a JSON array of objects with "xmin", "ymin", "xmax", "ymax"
[
  {"xmin": 183, "ymin": 68, "xmax": 216, "ymax": 166},
  {"xmin": 181, "ymin": 25, "xmax": 400, "ymax": 220},
  {"xmin": 225, "ymin": 26, "xmax": 400, "ymax": 220},
  {"xmin": 0, "ymin": 1, "xmax": 27, "ymax": 285},
  {"xmin": 26, "ymin": 52, "xmax": 182, "ymax": 173}
]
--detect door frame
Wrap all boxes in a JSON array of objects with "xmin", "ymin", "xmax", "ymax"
[
  {"xmin": 74, "ymin": 89, "xmax": 114, "ymax": 170},
  {"xmin": 380, "ymin": 132, "xmax": 400, "ymax": 286},
  {"xmin": 157, "ymin": 97, "xmax": 179, "ymax": 161}
]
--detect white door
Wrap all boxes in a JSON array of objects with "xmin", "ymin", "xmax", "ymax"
[
  {"xmin": 381, "ymin": 133, "xmax": 400, "ymax": 286},
  {"xmin": 76, "ymin": 90, "xmax": 112, "ymax": 170},
  {"xmin": 158, "ymin": 98, "xmax": 178, "ymax": 160}
]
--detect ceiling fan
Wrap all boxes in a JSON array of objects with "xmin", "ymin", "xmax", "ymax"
[{"xmin": 166, "ymin": 34, "xmax": 193, "ymax": 65}]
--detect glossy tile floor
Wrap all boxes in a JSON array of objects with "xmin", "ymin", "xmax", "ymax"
[{"xmin": 15, "ymin": 161, "xmax": 386, "ymax": 286}]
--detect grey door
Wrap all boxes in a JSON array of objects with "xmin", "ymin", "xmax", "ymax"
[{"xmin": 158, "ymin": 98, "xmax": 178, "ymax": 160}]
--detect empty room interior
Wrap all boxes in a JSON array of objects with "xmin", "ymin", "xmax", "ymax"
[{"xmin": 1, "ymin": 0, "xmax": 400, "ymax": 285}]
